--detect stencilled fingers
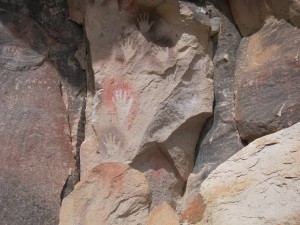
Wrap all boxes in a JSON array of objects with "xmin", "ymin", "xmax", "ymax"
[
  {"xmin": 137, "ymin": 13, "xmax": 154, "ymax": 33},
  {"xmin": 121, "ymin": 37, "xmax": 137, "ymax": 62},
  {"xmin": 113, "ymin": 90, "xmax": 133, "ymax": 127},
  {"xmin": 103, "ymin": 133, "xmax": 121, "ymax": 155},
  {"xmin": 152, "ymin": 46, "xmax": 170, "ymax": 61}
]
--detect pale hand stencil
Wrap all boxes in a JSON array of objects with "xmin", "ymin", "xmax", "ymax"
[
  {"xmin": 103, "ymin": 133, "xmax": 121, "ymax": 156},
  {"xmin": 121, "ymin": 38, "xmax": 137, "ymax": 62},
  {"xmin": 152, "ymin": 46, "xmax": 170, "ymax": 62},
  {"xmin": 137, "ymin": 13, "xmax": 154, "ymax": 33},
  {"xmin": 113, "ymin": 90, "xmax": 133, "ymax": 127}
]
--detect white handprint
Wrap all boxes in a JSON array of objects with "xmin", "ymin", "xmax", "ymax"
[
  {"xmin": 152, "ymin": 46, "xmax": 170, "ymax": 62},
  {"xmin": 103, "ymin": 133, "xmax": 121, "ymax": 156},
  {"xmin": 113, "ymin": 90, "xmax": 133, "ymax": 127},
  {"xmin": 137, "ymin": 13, "xmax": 154, "ymax": 33},
  {"xmin": 121, "ymin": 37, "xmax": 137, "ymax": 62}
]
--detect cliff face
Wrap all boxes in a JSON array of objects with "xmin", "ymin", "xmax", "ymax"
[{"xmin": 0, "ymin": 0, "xmax": 299, "ymax": 224}]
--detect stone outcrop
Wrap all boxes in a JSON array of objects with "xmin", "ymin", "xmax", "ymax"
[
  {"xmin": 181, "ymin": 2, "xmax": 243, "ymax": 223},
  {"xmin": 229, "ymin": 0, "xmax": 300, "ymax": 36},
  {"xmin": 59, "ymin": 162, "xmax": 151, "ymax": 225},
  {"xmin": 0, "ymin": 13, "xmax": 75, "ymax": 224},
  {"xmin": 146, "ymin": 203, "xmax": 179, "ymax": 225},
  {"xmin": 198, "ymin": 122, "xmax": 300, "ymax": 225},
  {"xmin": 0, "ymin": 0, "xmax": 86, "ymax": 161},
  {"xmin": 80, "ymin": 0, "xmax": 214, "ymax": 208},
  {"xmin": 234, "ymin": 18, "xmax": 300, "ymax": 142},
  {"xmin": 1, "ymin": 0, "xmax": 300, "ymax": 224}
]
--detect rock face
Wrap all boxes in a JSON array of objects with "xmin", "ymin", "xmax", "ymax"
[
  {"xmin": 182, "ymin": 2, "xmax": 243, "ymax": 223},
  {"xmin": 0, "ymin": 0, "xmax": 86, "ymax": 167},
  {"xmin": 198, "ymin": 122, "xmax": 300, "ymax": 225},
  {"xmin": 0, "ymin": 13, "xmax": 75, "ymax": 224},
  {"xmin": 146, "ymin": 203, "xmax": 179, "ymax": 225},
  {"xmin": 234, "ymin": 18, "xmax": 300, "ymax": 142},
  {"xmin": 59, "ymin": 162, "xmax": 151, "ymax": 225},
  {"xmin": 229, "ymin": 0, "xmax": 300, "ymax": 36},
  {"xmin": 80, "ymin": 0, "xmax": 214, "ymax": 208}
]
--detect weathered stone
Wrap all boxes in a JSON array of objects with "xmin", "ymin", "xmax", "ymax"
[
  {"xmin": 147, "ymin": 203, "xmax": 179, "ymax": 225},
  {"xmin": 0, "ymin": 11, "xmax": 78, "ymax": 225},
  {"xmin": 182, "ymin": 1, "xmax": 243, "ymax": 218},
  {"xmin": 229, "ymin": 0, "xmax": 300, "ymax": 36},
  {"xmin": 0, "ymin": 13, "xmax": 50, "ymax": 71},
  {"xmin": 234, "ymin": 18, "xmax": 300, "ymax": 142},
  {"xmin": 67, "ymin": 0, "xmax": 85, "ymax": 24},
  {"xmin": 59, "ymin": 162, "xmax": 151, "ymax": 225},
  {"xmin": 198, "ymin": 122, "xmax": 300, "ymax": 225},
  {"xmin": 81, "ymin": 0, "xmax": 214, "ymax": 208},
  {"xmin": 179, "ymin": 194, "xmax": 206, "ymax": 224},
  {"xmin": 0, "ymin": 0, "xmax": 86, "ymax": 156}
]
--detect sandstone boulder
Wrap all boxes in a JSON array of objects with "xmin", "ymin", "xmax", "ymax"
[
  {"xmin": 198, "ymin": 122, "xmax": 300, "ymax": 225},
  {"xmin": 234, "ymin": 18, "xmax": 300, "ymax": 142},
  {"xmin": 59, "ymin": 162, "xmax": 151, "ymax": 225},
  {"xmin": 147, "ymin": 203, "xmax": 179, "ymax": 225},
  {"xmin": 229, "ymin": 0, "xmax": 300, "ymax": 36},
  {"xmin": 80, "ymin": 0, "xmax": 214, "ymax": 208},
  {"xmin": 0, "ymin": 13, "xmax": 75, "ymax": 225}
]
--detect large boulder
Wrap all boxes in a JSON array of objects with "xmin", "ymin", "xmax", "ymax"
[
  {"xmin": 198, "ymin": 122, "xmax": 300, "ymax": 225},
  {"xmin": 234, "ymin": 18, "xmax": 300, "ymax": 142},
  {"xmin": 80, "ymin": 0, "xmax": 214, "ymax": 207},
  {"xmin": 0, "ymin": 13, "xmax": 75, "ymax": 224},
  {"xmin": 59, "ymin": 162, "xmax": 151, "ymax": 225},
  {"xmin": 229, "ymin": 0, "xmax": 300, "ymax": 36}
]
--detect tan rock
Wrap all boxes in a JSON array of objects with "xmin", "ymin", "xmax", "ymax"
[
  {"xmin": 180, "ymin": 194, "xmax": 206, "ymax": 224},
  {"xmin": 59, "ymin": 162, "xmax": 151, "ymax": 225},
  {"xmin": 147, "ymin": 203, "xmax": 179, "ymax": 225},
  {"xmin": 81, "ymin": 0, "xmax": 214, "ymax": 208},
  {"xmin": 198, "ymin": 122, "xmax": 300, "ymax": 225}
]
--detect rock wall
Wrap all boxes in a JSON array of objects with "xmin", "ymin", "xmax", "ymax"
[{"xmin": 0, "ymin": 0, "xmax": 299, "ymax": 224}]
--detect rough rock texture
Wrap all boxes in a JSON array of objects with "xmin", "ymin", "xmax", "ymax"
[
  {"xmin": 234, "ymin": 18, "xmax": 300, "ymax": 142},
  {"xmin": 198, "ymin": 122, "xmax": 300, "ymax": 225},
  {"xmin": 0, "ymin": 0, "xmax": 86, "ymax": 158},
  {"xmin": 59, "ymin": 162, "xmax": 151, "ymax": 225},
  {"xmin": 80, "ymin": 0, "xmax": 214, "ymax": 207},
  {"xmin": 180, "ymin": 194, "xmax": 206, "ymax": 224},
  {"xmin": 0, "ymin": 13, "xmax": 75, "ymax": 225},
  {"xmin": 229, "ymin": 0, "xmax": 300, "ymax": 36},
  {"xmin": 146, "ymin": 203, "xmax": 179, "ymax": 225},
  {"xmin": 181, "ymin": 1, "xmax": 243, "ymax": 223}
]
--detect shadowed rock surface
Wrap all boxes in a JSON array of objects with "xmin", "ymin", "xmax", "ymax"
[
  {"xmin": 0, "ymin": 14, "xmax": 74, "ymax": 225},
  {"xmin": 234, "ymin": 18, "xmax": 300, "ymax": 142}
]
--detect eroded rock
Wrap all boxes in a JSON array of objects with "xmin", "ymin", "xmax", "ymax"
[
  {"xmin": 229, "ymin": 0, "xmax": 300, "ymax": 36},
  {"xmin": 198, "ymin": 122, "xmax": 300, "ymax": 225},
  {"xmin": 182, "ymin": 2, "xmax": 243, "ymax": 222},
  {"xmin": 234, "ymin": 18, "xmax": 300, "ymax": 142},
  {"xmin": 81, "ymin": 0, "xmax": 214, "ymax": 208},
  {"xmin": 59, "ymin": 162, "xmax": 151, "ymax": 225},
  {"xmin": 0, "ymin": 14, "xmax": 75, "ymax": 224},
  {"xmin": 147, "ymin": 203, "xmax": 179, "ymax": 225}
]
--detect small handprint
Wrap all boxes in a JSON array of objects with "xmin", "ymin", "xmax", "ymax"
[
  {"xmin": 113, "ymin": 90, "xmax": 133, "ymax": 127},
  {"xmin": 103, "ymin": 133, "xmax": 121, "ymax": 156},
  {"xmin": 121, "ymin": 37, "xmax": 137, "ymax": 62},
  {"xmin": 137, "ymin": 13, "xmax": 154, "ymax": 33},
  {"xmin": 152, "ymin": 46, "xmax": 170, "ymax": 62}
]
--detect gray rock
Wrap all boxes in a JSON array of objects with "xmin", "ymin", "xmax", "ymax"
[{"xmin": 234, "ymin": 18, "xmax": 300, "ymax": 142}]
